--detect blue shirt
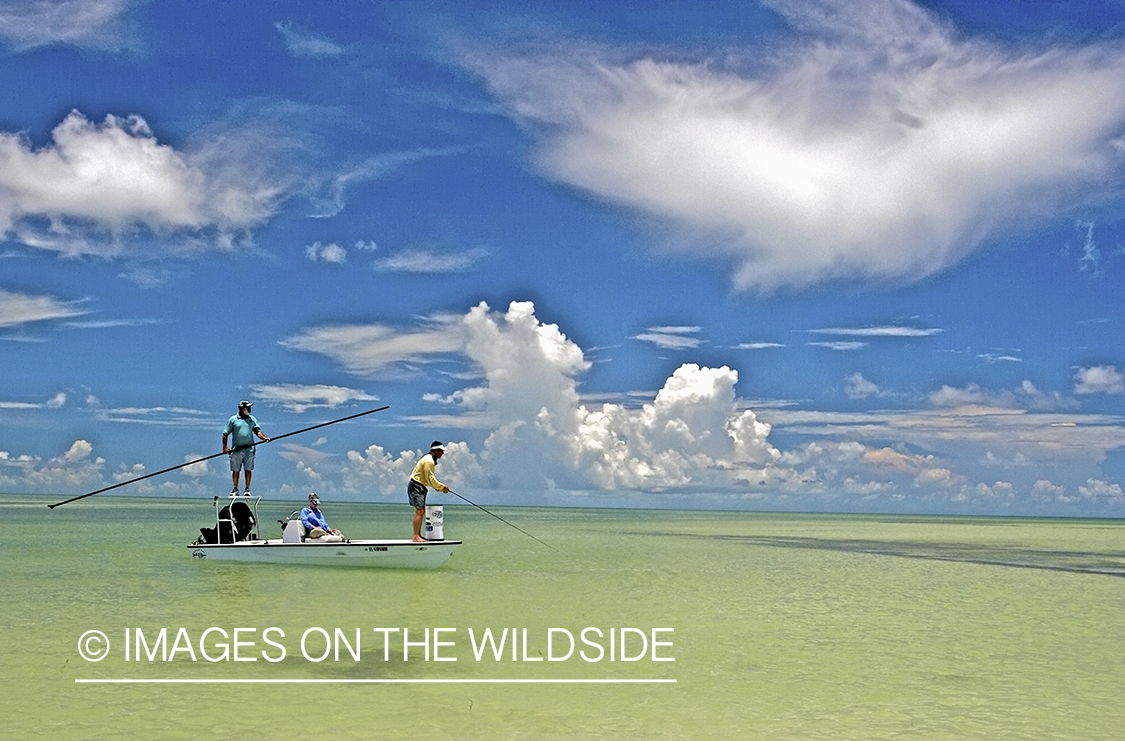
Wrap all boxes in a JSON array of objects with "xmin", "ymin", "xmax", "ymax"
[
  {"xmin": 224, "ymin": 413, "xmax": 261, "ymax": 449},
  {"xmin": 301, "ymin": 506, "xmax": 329, "ymax": 532}
]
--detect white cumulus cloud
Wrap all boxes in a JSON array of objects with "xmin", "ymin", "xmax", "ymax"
[
  {"xmin": 1074, "ymin": 365, "xmax": 1125, "ymax": 395},
  {"xmin": 0, "ymin": 111, "xmax": 286, "ymax": 256},
  {"xmin": 564, "ymin": 363, "xmax": 780, "ymax": 490},
  {"xmin": 283, "ymin": 300, "xmax": 1125, "ymax": 507},
  {"xmin": 304, "ymin": 241, "xmax": 347, "ymax": 263},
  {"xmin": 930, "ymin": 380, "xmax": 1071, "ymax": 411},
  {"xmin": 63, "ymin": 439, "xmax": 92, "ymax": 462},
  {"xmin": 297, "ymin": 301, "xmax": 783, "ymax": 493},
  {"xmin": 1078, "ymin": 478, "xmax": 1124, "ymax": 500},
  {"xmin": 181, "ymin": 454, "xmax": 209, "ymax": 477}
]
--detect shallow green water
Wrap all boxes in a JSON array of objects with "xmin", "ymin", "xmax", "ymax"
[{"xmin": 3, "ymin": 494, "xmax": 1124, "ymax": 739}]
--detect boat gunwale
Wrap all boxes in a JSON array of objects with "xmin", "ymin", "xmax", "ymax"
[{"xmin": 187, "ymin": 538, "xmax": 463, "ymax": 549}]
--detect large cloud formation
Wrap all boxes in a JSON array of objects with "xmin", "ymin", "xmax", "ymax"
[
  {"xmin": 284, "ymin": 300, "xmax": 1125, "ymax": 511},
  {"xmin": 0, "ymin": 111, "xmax": 282, "ymax": 256},
  {"xmin": 295, "ymin": 301, "xmax": 781, "ymax": 494},
  {"xmin": 465, "ymin": 0, "xmax": 1125, "ymax": 292},
  {"xmin": 455, "ymin": 303, "xmax": 778, "ymax": 490}
]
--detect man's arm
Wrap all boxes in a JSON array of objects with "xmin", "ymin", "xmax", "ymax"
[
  {"xmin": 423, "ymin": 461, "xmax": 448, "ymax": 493},
  {"xmin": 250, "ymin": 416, "xmax": 270, "ymax": 443}
]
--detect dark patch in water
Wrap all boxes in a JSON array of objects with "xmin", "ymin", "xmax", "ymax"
[{"xmin": 640, "ymin": 532, "xmax": 1125, "ymax": 578}]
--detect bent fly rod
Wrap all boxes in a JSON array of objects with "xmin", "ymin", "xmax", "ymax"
[
  {"xmin": 48, "ymin": 405, "xmax": 390, "ymax": 509},
  {"xmin": 447, "ymin": 489, "xmax": 560, "ymax": 554}
]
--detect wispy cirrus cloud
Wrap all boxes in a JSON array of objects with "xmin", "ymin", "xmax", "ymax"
[
  {"xmin": 466, "ymin": 0, "xmax": 1125, "ymax": 292},
  {"xmin": 306, "ymin": 148, "xmax": 461, "ymax": 219},
  {"xmin": 734, "ymin": 341, "xmax": 785, "ymax": 350},
  {"xmin": 62, "ymin": 317, "xmax": 166, "ymax": 329},
  {"xmin": 0, "ymin": 391, "xmax": 66, "ymax": 409},
  {"xmin": 281, "ymin": 314, "xmax": 466, "ymax": 377},
  {"xmin": 810, "ymin": 341, "xmax": 866, "ymax": 351},
  {"xmin": 274, "ymin": 20, "xmax": 344, "ymax": 58},
  {"xmin": 764, "ymin": 403, "xmax": 1123, "ymax": 467},
  {"xmin": 0, "ymin": 289, "xmax": 87, "ymax": 328},
  {"xmin": 0, "ymin": 0, "xmax": 136, "ymax": 52},
  {"xmin": 93, "ymin": 405, "xmax": 215, "ymax": 427},
  {"xmin": 117, "ymin": 266, "xmax": 171, "ymax": 288},
  {"xmin": 250, "ymin": 383, "xmax": 380, "ymax": 412},
  {"xmin": 978, "ymin": 352, "xmax": 1021, "ymax": 364},
  {"xmin": 374, "ymin": 247, "xmax": 488, "ymax": 273},
  {"xmin": 805, "ymin": 325, "xmax": 943, "ymax": 338},
  {"xmin": 632, "ymin": 325, "xmax": 703, "ymax": 350}
]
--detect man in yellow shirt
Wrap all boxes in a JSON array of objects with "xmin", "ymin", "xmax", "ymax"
[{"xmin": 408, "ymin": 441, "xmax": 450, "ymax": 542}]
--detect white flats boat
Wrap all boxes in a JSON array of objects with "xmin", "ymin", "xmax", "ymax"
[{"xmin": 188, "ymin": 496, "xmax": 460, "ymax": 569}]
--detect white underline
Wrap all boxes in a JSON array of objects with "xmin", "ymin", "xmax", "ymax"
[{"xmin": 76, "ymin": 678, "xmax": 675, "ymax": 684}]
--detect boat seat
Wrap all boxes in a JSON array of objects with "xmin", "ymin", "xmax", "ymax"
[
  {"xmin": 282, "ymin": 518, "xmax": 304, "ymax": 543},
  {"xmin": 283, "ymin": 516, "xmax": 343, "ymax": 543},
  {"xmin": 305, "ymin": 530, "xmax": 344, "ymax": 543}
]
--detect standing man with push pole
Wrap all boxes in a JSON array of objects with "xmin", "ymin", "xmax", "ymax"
[
  {"xmin": 408, "ymin": 441, "xmax": 450, "ymax": 542},
  {"xmin": 222, "ymin": 400, "xmax": 270, "ymax": 496}
]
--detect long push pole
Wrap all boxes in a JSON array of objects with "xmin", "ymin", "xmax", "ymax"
[{"xmin": 48, "ymin": 406, "xmax": 390, "ymax": 509}]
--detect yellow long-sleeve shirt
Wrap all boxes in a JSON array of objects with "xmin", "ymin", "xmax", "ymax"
[{"xmin": 410, "ymin": 453, "xmax": 446, "ymax": 491}]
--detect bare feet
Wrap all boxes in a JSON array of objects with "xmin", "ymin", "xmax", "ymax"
[{"xmin": 412, "ymin": 537, "xmax": 427, "ymax": 542}]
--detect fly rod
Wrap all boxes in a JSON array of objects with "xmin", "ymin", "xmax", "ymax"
[
  {"xmin": 447, "ymin": 489, "xmax": 560, "ymax": 553},
  {"xmin": 48, "ymin": 406, "xmax": 390, "ymax": 509}
]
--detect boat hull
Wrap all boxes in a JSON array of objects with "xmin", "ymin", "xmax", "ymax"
[{"xmin": 188, "ymin": 538, "xmax": 461, "ymax": 568}]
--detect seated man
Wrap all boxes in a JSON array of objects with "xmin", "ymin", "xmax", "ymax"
[{"xmin": 300, "ymin": 493, "xmax": 343, "ymax": 541}]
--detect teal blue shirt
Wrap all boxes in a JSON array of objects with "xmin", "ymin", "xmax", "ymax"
[{"xmin": 224, "ymin": 413, "xmax": 260, "ymax": 449}]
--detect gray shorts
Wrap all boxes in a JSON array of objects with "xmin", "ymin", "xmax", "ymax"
[
  {"xmin": 229, "ymin": 448, "xmax": 255, "ymax": 472},
  {"xmin": 407, "ymin": 479, "xmax": 427, "ymax": 509}
]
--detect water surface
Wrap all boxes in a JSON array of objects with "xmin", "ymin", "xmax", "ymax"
[{"xmin": 3, "ymin": 495, "xmax": 1123, "ymax": 739}]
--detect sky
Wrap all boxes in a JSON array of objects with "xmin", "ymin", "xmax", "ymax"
[{"xmin": 4, "ymin": 0, "xmax": 1125, "ymax": 516}]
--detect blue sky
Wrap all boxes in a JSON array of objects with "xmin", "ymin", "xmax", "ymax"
[{"xmin": 4, "ymin": 0, "xmax": 1125, "ymax": 515}]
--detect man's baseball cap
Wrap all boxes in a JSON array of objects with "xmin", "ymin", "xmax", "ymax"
[
  {"xmin": 430, "ymin": 441, "xmax": 446, "ymax": 452},
  {"xmin": 239, "ymin": 400, "xmax": 253, "ymax": 408},
  {"xmin": 308, "ymin": 493, "xmax": 319, "ymax": 503}
]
